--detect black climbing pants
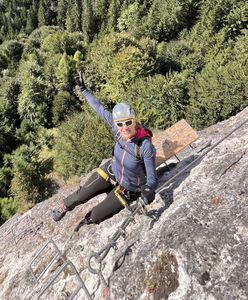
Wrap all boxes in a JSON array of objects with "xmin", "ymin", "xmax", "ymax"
[{"xmin": 64, "ymin": 161, "xmax": 140, "ymax": 224}]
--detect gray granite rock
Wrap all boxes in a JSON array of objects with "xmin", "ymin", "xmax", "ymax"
[{"xmin": 0, "ymin": 107, "xmax": 248, "ymax": 300}]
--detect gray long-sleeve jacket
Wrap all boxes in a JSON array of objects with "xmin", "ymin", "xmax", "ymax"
[{"xmin": 82, "ymin": 90, "xmax": 158, "ymax": 192}]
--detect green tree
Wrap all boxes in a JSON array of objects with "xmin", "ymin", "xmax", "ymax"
[
  {"xmin": 13, "ymin": 15, "xmax": 23, "ymax": 35},
  {"xmin": 0, "ymin": 197, "xmax": 18, "ymax": 225},
  {"xmin": 18, "ymin": 53, "xmax": 51, "ymax": 132},
  {"xmin": 142, "ymin": 0, "xmax": 199, "ymax": 41},
  {"xmin": 57, "ymin": 0, "xmax": 68, "ymax": 28},
  {"xmin": 65, "ymin": 0, "xmax": 81, "ymax": 32},
  {"xmin": 38, "ymin": 0, "xmax": 48, "ymax": 26},
  {"xmin": 126, "ymin": 72, "xmax": 189, "ymax": 129},
  {"xmin": 73, "ymin": 50, "xmax": 84, "ymax": 70},
  {"xmin": 52, "ymin": 90, "xmax": 81, "ymax": 125},
  {"xmin": 93, "ymin": 0, "xmax": 109, "ymax": 34},
  {"xmin": 53, "ymin": 110, "xmax": 113, "ymax": 179},
  {"xmin": 38, "ymin": 0, "xmax": 54, "ymax": 26},
  {"xmin": 156, "ymin": 39, "xmax": 205, "ymax": 75},
  {"xmin": 0, "ymin": 78, "xmax": 20, "ymax": 162},
  {"xmin": 84, "ymin": 32, "xmax": 151, "ymax": 91},
  {"xmin": 4, "ymin": 40, "xmax": 24, "ymax": 63},
  {"xmin": 43, "ymin": 52, "xmax": 62, "ymax": 85},
  {"xmin": 224, "ymin": 2, "xmax": 248, "ymax": 39},
  {"xmin": 84, "ymin": 32, "xmax": 157, "ymax": 101},
  {"xmin": 0, "ymin": 51, "xmax": 8, "ymax": 73},
  {"xmin": 22, "ymin": 26, "xmax": 59, "ymax": 57},
  {"xmin": 105, "ymin": 45, "xmax": 155, "ymax": 99},
  {"xmin": 82, "ymin": 0, "xmax": 95, "ymax": 41},
  {"xmin": 106, "ymin": 0, "xmax": 121, "ymax": 32},
  {"xmin": 26, "ymin": 8, "xmax": 37, "ymax": 34},
  {"xmin": 56, "ymin": 52, "xmax": 74, "ymax": 89},
  {"xmin": 186, "ymin": 33, "xmax": 248, "ymax": 129},
  {"xmin": 117, "ymin": 1, "xmax": 142, "ymax": 35},
  {"xmin": 41, "ymin": 31, "xmax": 85, "ymax": 55},
  {"xmin": 0, "ymin": 154, "xmax": 13, "ymax": 198},
  {"xmin": 200, "ymin": 0, "xmax": 238, "ymax": 34},
  {"xmin": 5, "ymin": 12, "xmax": 15, "ymax": 39},
  {"xmin": 10, "ymin": 143, "xmax": 53, "ymax": 210}
]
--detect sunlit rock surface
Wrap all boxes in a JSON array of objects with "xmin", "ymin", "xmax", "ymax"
[{"xmin": 0, "ymin": 107, "xmax": 248, "ymax": 300}]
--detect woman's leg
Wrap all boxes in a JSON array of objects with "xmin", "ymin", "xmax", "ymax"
[
  {"xmin": 74, "ymin": 187, "xmax": 141, "ymax": 230},
  {"xmin": 88, "ymin": 186, "xmax": 141, "ymax": 223},
  {"xmin": 89, "ymin": 187, "xmax": 125, "ymax": 223},
  {"xmin": 64, "ymin": 171, "xmax": 112, "ymax": 210},
  {"xmin": 53, "ymin": 161, "xmax": 115, "ymax": 221}
]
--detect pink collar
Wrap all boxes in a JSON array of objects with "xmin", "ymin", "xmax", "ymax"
[{"xmin": 135, "ymin": 126, "xmax": 152, "ymax": 139}]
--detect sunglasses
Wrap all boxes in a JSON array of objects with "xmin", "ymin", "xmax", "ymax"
[{"xmin": 116, "ymin": 119, "xmax": 134, "ymax": 128}]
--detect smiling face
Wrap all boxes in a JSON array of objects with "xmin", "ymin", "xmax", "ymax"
[{"xmin": 115, "ymin": 118, "xmax": 137, "ymax": 141}]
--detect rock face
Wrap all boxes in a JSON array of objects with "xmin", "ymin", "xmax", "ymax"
[{"xmin": 1, "ymin": 108, "xmax": 248, "ymax": 300}]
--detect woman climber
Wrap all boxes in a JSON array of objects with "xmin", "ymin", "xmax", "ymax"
[{"xmin": 52, "ymin": 73, "xmax": 158, "ymax": 226}]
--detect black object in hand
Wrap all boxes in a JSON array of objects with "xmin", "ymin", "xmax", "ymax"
[
  {"xmin": 75, "ymin": 71, "xmax": 87, "ymax": 91},
  {"xmin": 141, "ymin": 185, "xmax": 155, "ymax": 205}
]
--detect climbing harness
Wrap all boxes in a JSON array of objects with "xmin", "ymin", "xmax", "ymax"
[
  {"xmin": 114, "ymin": 186, "xmax": 129, "ymax": 208},
  {"xmin": 96, "ymin": 167, "xmax": 116, "ymax": 186}
]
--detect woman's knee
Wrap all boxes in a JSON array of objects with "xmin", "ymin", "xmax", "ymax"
[{"xmin": 90, "ymin": 201, "xmax": 124, "ymax": 224}]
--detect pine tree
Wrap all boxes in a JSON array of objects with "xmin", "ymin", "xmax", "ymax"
[
  {"xmin": 57, "ymin": 0, "xmax": 68, "ymax": 28},
  {"xmin": 0, "ymin": 14, "xmax": 8, "ymax": 38},
  {"xmin": 117, "ymin": 1, "xmax": 142, "ymax": 35},
  {"xmin": 53, "ymin": 111, "xmax": 113, "ymax": 178},
  {"xmin": 65, "ymin": 0, "xmax": 81, "ymax": 32},
  {"xmin": 8, "ymin": 0, "xmax": 16, "ymax": 13},
  {"xmin": 82, "ymin": 0, "xmax": 94, "ymax": 41},
  {"xmin": 10, "ymin": 142, "xmax": 53, "ymax": 209},
  {"xmin": 93, "ymin": 0, "xmax": 109, "ymax": 33},
  {"xmin": 106, "ymin": 0, "xmax": 121, "ymax": 33},
  {"xmin": 5, "ymin": 13, "xmax": 15, "ymax": 39},
  {"xmin": 13, "ymin": 14, "xmax": 22, "ymax": 35},
  {"xmin": 18, "ymin": 54, "xmax": 50, "ymax": 131},
  {"xmin": 26, "ymin": 0, "xmax": 39, "ymax": 32},
  {"xmin": 38, "ymin": 0, "xmax": 53, "ymax": 26},
  {"xmin": 56, "ymin": 52, "xmax": 73, "ymax": 88},
  {"xmin": 52, "ymin": 90, "xmax": 80, "ymax": 125},
  {"xmin": 38, "ymin": 0, "xmax": 47, "ymax": 26},
  {"xmin": 0, "ymin": 78, "xmax": 20, "ymax": 161},
  {"xmin": 0, "ymin": 197, "xmax": 18, "ymax": 225},
  {"xmin": 26, "ymin": 9, "xmax": 36, "ymax": 34},
  {"xmin": 32, "ymin": 0, "xmax": 39, "ymax": 15}
]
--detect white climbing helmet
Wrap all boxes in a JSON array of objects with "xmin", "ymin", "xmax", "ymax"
[{"xmin": 112, "ymin": 102, "xmax": 135, "ymax": 122}]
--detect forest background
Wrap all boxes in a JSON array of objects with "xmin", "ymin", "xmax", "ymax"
[{"xmin": 0, "ymin": 0, "xmax": 247, "ymax": 224}]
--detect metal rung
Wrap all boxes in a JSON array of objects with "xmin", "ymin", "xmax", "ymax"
[
  {"xmin": 10, "ymin": 215, "xmax": 36, "ymax": 244},
  {"xmin": 29, "ymin": 239, "xmax": 66, "ymax": 283},
  {"xmin": 174, "ymin": 154, "xmax": 181, "ymax": 162},
  {"xmin": 37, "ymin": 260, "xmax": 92, "ymax": 300}
]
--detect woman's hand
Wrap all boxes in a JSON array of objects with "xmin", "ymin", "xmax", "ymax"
[
  {"xmin": 141, "ymin": 185, "xmax": 155, "ymax": 205},
  {"xmin": 75, "ymin": 71, "xmax": 87, "ymax": 91}
]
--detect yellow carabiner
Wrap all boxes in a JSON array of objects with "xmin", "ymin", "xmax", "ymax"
[{"xmin": 114, "ymin": 186, "xmax": 128, "ymax": 207}]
